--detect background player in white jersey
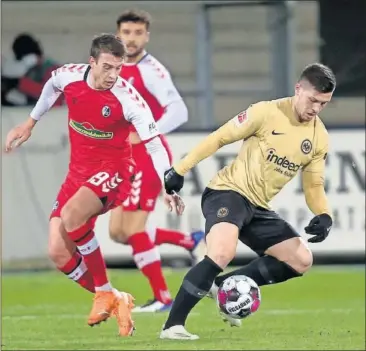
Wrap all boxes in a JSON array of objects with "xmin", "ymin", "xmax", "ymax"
[{"xmin": 107, "ymin": 9, "xmax": 206, "ymax": 313}]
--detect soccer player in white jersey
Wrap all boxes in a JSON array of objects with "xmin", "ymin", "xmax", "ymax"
[{"xmin": 107, "ymin": 9, "xmax": 206, "ymax": 313}]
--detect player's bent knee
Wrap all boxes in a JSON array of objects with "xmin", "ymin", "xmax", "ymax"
[
  {"xmin": 109, "ymin": 225, "xmax": 129, "ymax": 244},
  {"xmin": 61, "ymin": 187, "xmax": 103, "ymax": 232},
  {"xmin": 292, "ymin": 245, "xmax": 313, "ymax": 273},
  {"xmin": 206, "ymin": 222, "xmax": 239, "ymax": 269},
  {"xmin": 48, "ymin": 243, "xmax": 74, "ymax": 267},
  {"xmin": 288, "ymin": 246, "xmax": 313, "ymax": 274},
  {"xmin": 109, "ymin": 220, "xmax": 134, "ymax": 244},
  {"xmin": 110, "ymin": 225, "xmax": 143, "ymax": 244},
  {"xmin": 284, "ymin": 239, "xmax": 313, "ymax": 274},
  {"xmin": 48, "ymin": 218, "xmax": 75, "ymax": 266},
  {"xmin": 109, "ymin": 207, "xmax": 126, "ymax": 243},
  {"xmin": 48, "ymin": 234, "xmax": 74, "ymax": 267},
  {"xmin": 60, "ymin": 204, "xmax": 84, "ymax": 232},
  {"xmin": 111, "ymin": 210, "xmax": 148, "ymax": 244},
  {"xmin": 266, "ymin": 237, "xmax": 313, "ymax": 274},
  {"xmin": 108, "ymin": 207, "xmax": 147, "ymax": 244}
]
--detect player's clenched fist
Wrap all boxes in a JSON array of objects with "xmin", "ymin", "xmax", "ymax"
[
  {"xmin": 4, "ymin": 117, "xmax": 36, "ymax": 153},
  {"xmin": 164, "ymin": 167, "xmax": 184, "ymax": 194},
  {"xmin": 305, "ymin": 213, "xmax": 332, "ymax": 243}
]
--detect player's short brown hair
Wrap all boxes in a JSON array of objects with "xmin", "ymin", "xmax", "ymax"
[
  {"xmin": 90, "ymin": 33, "xmax": 125, "ymax": 60},
  {"xmin": 116, "ymin": 9, "xmax": 152, "ymax": 30},
  {"xmin": 299, "ymin": 63, "xmax": 336, "ymax": 93}
]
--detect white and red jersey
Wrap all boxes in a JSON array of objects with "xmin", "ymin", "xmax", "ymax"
[
  {"xmin": 120, "ymin": 53, "xmax": 188, "ymax": 136},
  {"xmin": 30, "ymin": 63, "xmax": 169, "ymax": 181}
]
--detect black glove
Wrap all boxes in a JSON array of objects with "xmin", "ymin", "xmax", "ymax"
[
  {"xmin": 164, "ymin": 167, "xmax": 184, "ymax": 195},
  {"xmin": 305, "ymin": 214, "xmax": 332, "ymax": 243}
]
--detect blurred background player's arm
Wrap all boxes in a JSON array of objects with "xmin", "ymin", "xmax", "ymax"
[
  {"xmin": 174, "ymin": 102, "xmax": 268, "ymax": 175},
  {"xmin": 158, "ymin": 98, "xmax": 188, "ymax": 134},
  {"xmin": 146, "ymin": 70, "xmax": 188, "ymax": 134},
  {"xmin": 301, "ymin": 135, "xmax": 331, "ymax": 217}
]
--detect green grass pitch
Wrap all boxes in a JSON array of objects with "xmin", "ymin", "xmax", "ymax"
[{"xmin": 2, "ymin": 266, "xmax": 365, "ymax": 350}]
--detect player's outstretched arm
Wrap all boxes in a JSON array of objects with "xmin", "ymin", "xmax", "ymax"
[
  {"xmin": 173, "ymin": 102, "xmax": 268, "ymax": 176},
  {"xmin": 164, "ymin": 103, "xmax": 268, "ymax": 195},
  {"xmin": 302, "ymin": 138, "xmax": 333, "ymax": 243},
  {"xmin": 4, "ymin": 77, "xmax": 62, "ymax": 152}
]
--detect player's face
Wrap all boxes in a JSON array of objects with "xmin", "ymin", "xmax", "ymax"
[
  {"xmin": 90, "ymin": 53, "xmax": 123, "ymax": 89},
  {"xmin": 294, "ymin": 82, "xmax": 333, "ymax": 122},
  {"xmin": 117, "ymin": 22, "xmax": 149, "ymax": 58}
]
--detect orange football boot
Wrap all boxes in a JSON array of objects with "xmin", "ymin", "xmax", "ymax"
[
  {"xmin": 114, "ymin": 292, "xmax": 135, "ymax": 336},
  {"xmin": 88, "ymin": 291, "xmax": 119, "ymax": 326}
]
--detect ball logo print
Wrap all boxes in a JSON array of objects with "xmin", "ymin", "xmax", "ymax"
[
  {"xmin": 301, "ymin": 139, "xmax": 312, "ymax": 154},
  {"xmin": 101, "ymin": 106, "xmax": 111, "ymax": 118},
  {"xmin": 226, "ymin": 297, "xmax": 251, "ymax": 313},
  {"xmin": 217, "ymin": 275, "xmax": 261, "ymax": 320}
]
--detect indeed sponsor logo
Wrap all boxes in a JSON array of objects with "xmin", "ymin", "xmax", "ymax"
[{"xmin": 266, "ymin": 149, "xmax": 301, "ymax": 174}]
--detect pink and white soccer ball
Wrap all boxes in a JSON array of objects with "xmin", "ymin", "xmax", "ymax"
[{"xmin": 217, "ymin": 275, "xmax": 261, "ymax": 319}]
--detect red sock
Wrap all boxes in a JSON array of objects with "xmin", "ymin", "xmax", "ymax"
[
  {"xmin": 154, "ymin": 228, "xmax": 195, "ymax": 250},
  {"xmin": 128, "ymin": 232, "xmax": 172, "ymax": 304},
  {"xmin": 68, "ymin": 222, "xmax": 109, "ymax": 288},
  {"xmin": 59, "ymin": 251, "xmax": 95, "ymax": 293}
]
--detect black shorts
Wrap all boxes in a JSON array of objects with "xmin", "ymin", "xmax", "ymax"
[{"xmin": 201, "ymin": 187, "xmax": 300, "ymax": 256}]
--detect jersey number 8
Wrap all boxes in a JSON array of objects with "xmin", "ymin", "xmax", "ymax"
[{"xmin": 87, "ymin": 172, "xmax": 123, "ymax": 193}]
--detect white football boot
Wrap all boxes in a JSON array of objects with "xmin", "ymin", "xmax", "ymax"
[
  {"xmin": 132, "ymin": 298, "xmax": 173, "ymax": 313},
  {"xmin": 207, "ymin": 282, "xmax": 242, "ymax": 327},
  {"xmin": 160, "ymin": 325, "xmax": 199, "ymax": 340}
]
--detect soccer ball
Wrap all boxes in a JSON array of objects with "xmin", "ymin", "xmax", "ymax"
[{"xmin": 216, "ymin": 275, "xmax": 261, "ymax": 319}]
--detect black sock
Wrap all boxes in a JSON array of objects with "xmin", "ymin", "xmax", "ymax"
[
  {"xmin": 164, "ymin": 255, "xmax": 223, "ymax": 329},
  {"xmin": 214, "ymin": 255, "xmax": 302, "ymax": 287}
]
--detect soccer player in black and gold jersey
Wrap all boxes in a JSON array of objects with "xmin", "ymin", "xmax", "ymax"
[{"xmin": 160, "ymin": 63, "xmax": 336, "ymax": 340}]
